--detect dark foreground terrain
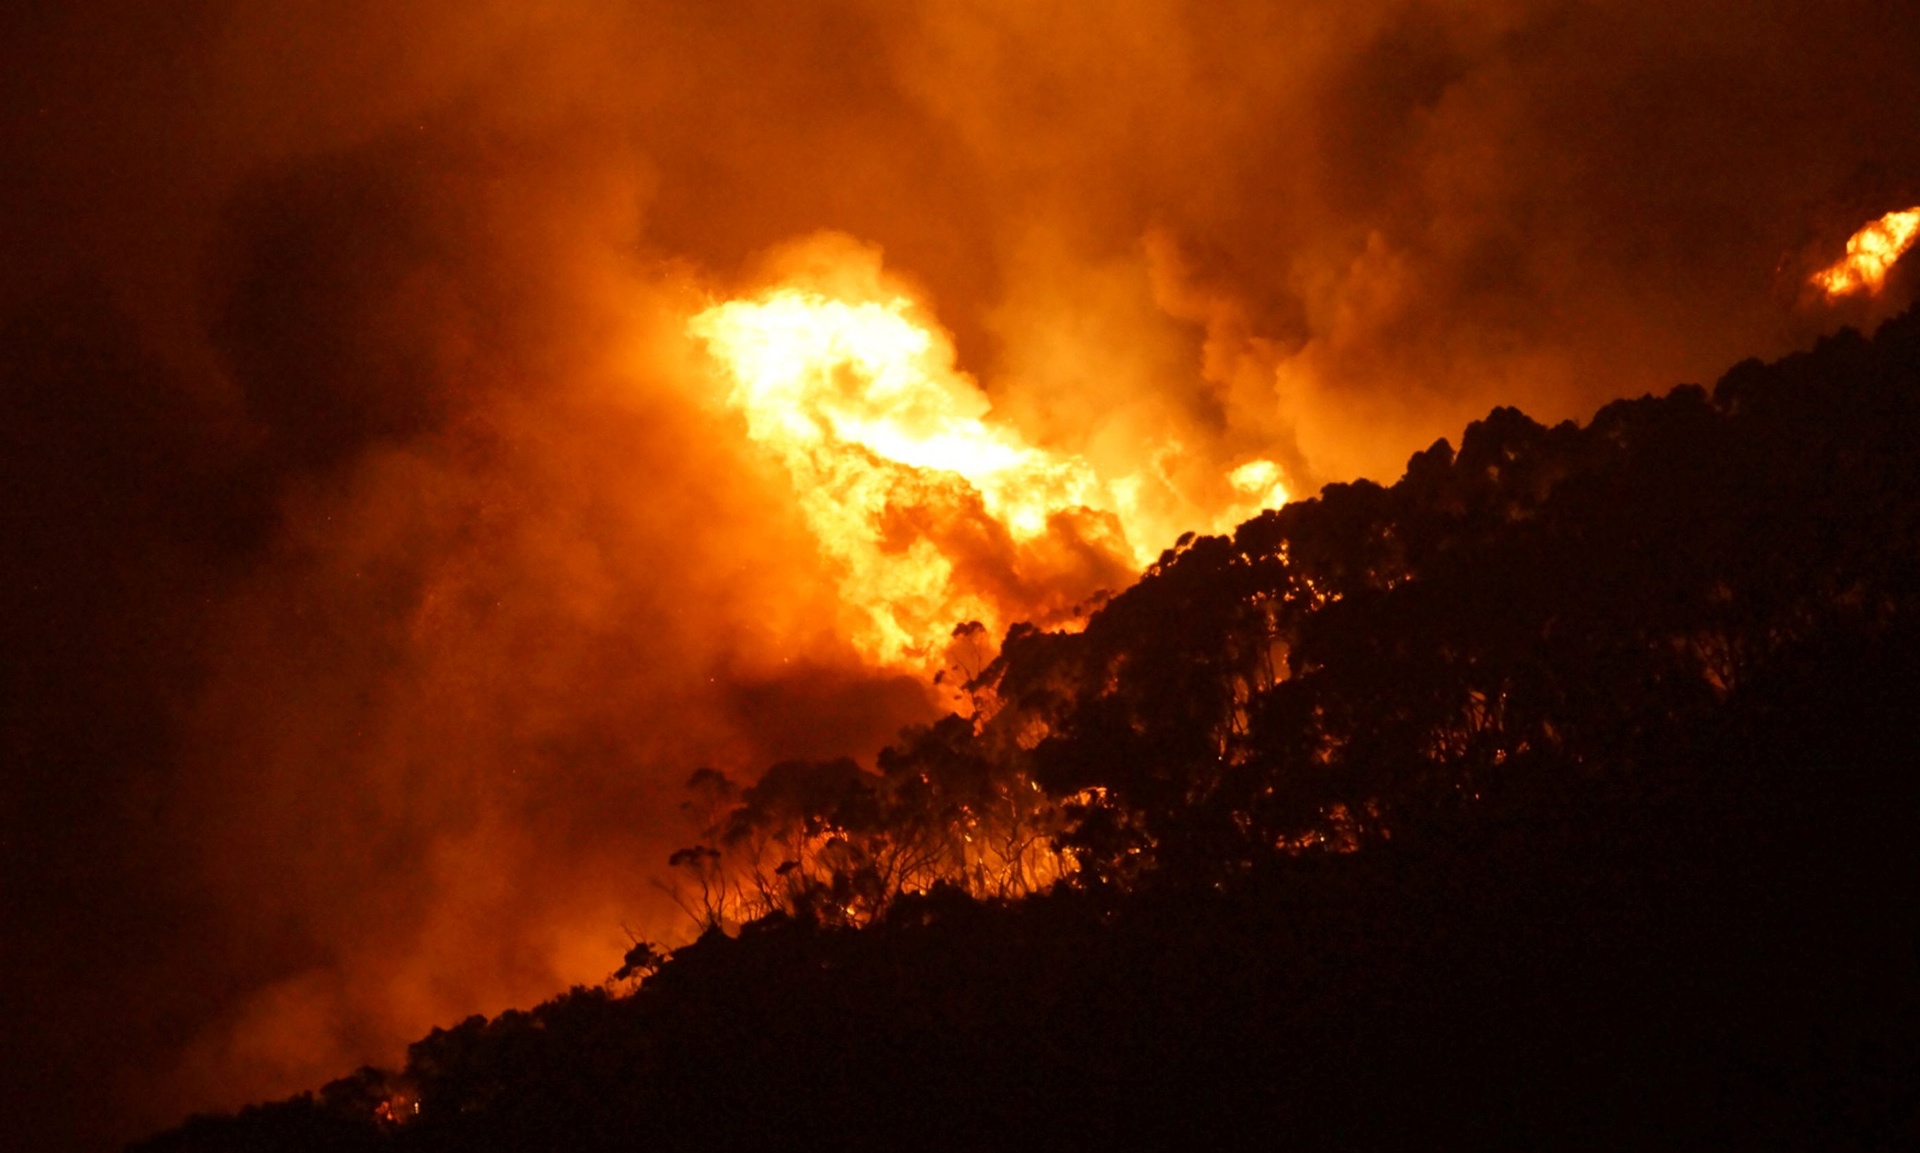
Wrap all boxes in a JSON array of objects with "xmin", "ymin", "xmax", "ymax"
[{"xmin": 138, "ymin": 311, "xmax": 1920, "ymax": 1151}]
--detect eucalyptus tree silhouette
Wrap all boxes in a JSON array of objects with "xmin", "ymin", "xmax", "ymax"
[{"xmin": 134, "ymin": 307, "xmax": 1920, "ymax": 1152}]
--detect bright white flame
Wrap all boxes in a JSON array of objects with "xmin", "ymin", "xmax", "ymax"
[
  {"xmin": 1229, "ymin": 458, "xmax": 1290, "ymax": 512},
  {"xmin": 692, "ymin": 292, "xmax": 1101, "ymax": 540},
  {"xmin": 691, "ymin": 282, "xmax": 1293, "ymax": 670},
  {"xmin": 1813, "ymin": 208, "xmax": 1920, "ymax": 300}
]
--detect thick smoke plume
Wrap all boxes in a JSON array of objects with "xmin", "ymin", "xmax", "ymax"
[{"xmin": 4, "ymin": 2, "xmax": 1919, "ymax": 1148}]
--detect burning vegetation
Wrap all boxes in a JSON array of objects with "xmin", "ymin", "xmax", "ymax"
[
  {"xmin": 12, "ymin": 5, "xmax": 1920, "ymax": 1151},
  {"xmin": 689, "ymin": 244, "xmax": 1290, "ymax": 675},
  {"xmin": 1812, "ymin": 207, "xmax": 1920, "ymax": 300},
  {"xmin": 656, "ymin": 302, "xmax": 1920, "ymax": 933},
  {"xmin": 134, "ymin": 304, "xmax": 1920, "ymax": 1152}
]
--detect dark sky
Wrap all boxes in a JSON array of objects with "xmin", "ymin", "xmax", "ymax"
[{"xmin": 4, "ymin": 2, "xmax": 1919, "ymax": 1149}]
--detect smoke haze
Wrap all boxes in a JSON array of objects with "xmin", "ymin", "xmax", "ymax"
[{"xmin": 5, "ymin": 2, "xmax": 1919, "ymax": 1148}]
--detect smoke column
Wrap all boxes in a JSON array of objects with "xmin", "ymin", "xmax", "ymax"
[{"xmin": 3, "ymin": 2, "xmax": 1919, "ymax": 1148}]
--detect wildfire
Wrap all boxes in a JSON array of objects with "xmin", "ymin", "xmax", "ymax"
[
  {"xmin": 1227, "ymin": 458, "xmax": 1291, "ymax": 511},
  {"xmin": 690, "ymin": 272, "xmax": 1289, "ymax": 672},
  {"xmin": 373, "ymin": 1089, "xmax": 420, "ymax": 1126},
  {"xmin": 1811, "ymin": 207, "xmax": 1920, "ymax": 300}
]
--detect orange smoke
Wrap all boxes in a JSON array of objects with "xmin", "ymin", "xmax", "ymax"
[
  {"xmin": 11, "ymin": 4, "xmax": 1920, "ymax": 1150},
  {"xmin": 689, "ymin": 241, "xmax": 1290, "ymax": 672},
  {"xmin": 1812, "ymin": 207, "xmax": 1920, "ymax": 300}
]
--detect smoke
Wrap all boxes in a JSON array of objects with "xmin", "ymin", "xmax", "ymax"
[{"xmin": 5, "ymin": 1, "xmax": 1920, "ymax": 1147}]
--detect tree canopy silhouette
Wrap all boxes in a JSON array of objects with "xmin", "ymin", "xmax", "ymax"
[{"xmin": 135, "ymin": 308, "xmax": 1920, "ymax": 1152}]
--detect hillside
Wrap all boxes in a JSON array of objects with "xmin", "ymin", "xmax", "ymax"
[{"xmin": 136, "ymin": 310, "xmax": 1920, "ymax": 1151}]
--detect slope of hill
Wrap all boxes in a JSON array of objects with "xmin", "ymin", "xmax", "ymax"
[{"xmin": 136, "ymin": 310, "xmax": 1920, "ymax": 1151}]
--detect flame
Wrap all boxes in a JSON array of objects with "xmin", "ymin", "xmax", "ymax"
[
  {"xmin": 1811, "ymin": 207, "xmax": 1920, "ymax": 300},
  {"xmin": 372, "ymin": 1087, "xmax": 420, "ymax": 1127},
  {"xmin": 1228, "ymin": 458, "xmax": 1291, "ymax": 512},
  {"xmin": 690, "ymin": 275, "xmax": 1289, "ymax": 672}
]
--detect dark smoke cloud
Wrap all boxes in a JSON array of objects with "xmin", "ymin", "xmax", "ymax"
[{"xmin": 5, "ymin": 2, "xmax": 1919, "ymax": 1148}]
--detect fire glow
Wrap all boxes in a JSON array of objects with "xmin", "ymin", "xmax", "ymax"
[
  {"xmin": 1812, "ymin": 207, "xmax": 1920, "ymax": 300},
  {"xmin": 690, "ymin": 272, "xmax": 1289, "ymax": 672}
]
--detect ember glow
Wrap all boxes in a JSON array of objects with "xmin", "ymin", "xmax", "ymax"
[
  {"xmin": 1812, "ymin": 208, "xmax": 1920, "ymax": 300},
  {"xmin": 11, "ymin": 3, "xmax": 1920, "ymax": 1149},
  {"xmin": 691, "ymin": 267, "xmax": 1290, "ymax": 671}
]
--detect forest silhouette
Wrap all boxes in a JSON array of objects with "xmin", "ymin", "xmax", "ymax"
[{"xmin": 135, "ymin": 308, "xmax": 1920, "ymax": 1150}]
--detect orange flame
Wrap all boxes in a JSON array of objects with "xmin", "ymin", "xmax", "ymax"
[
  {"xmin": 690, "ymin": 269, "xmax": 1289, "ymax": 672},
  {"xmin": 1812, "ymin": 207, "xmax": 1920, "ymax": 300}
]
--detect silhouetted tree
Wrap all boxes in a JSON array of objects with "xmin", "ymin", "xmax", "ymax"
[{"xmin": 136, "ymin": 307, "xmax": 1920, "ymax": 1153}]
